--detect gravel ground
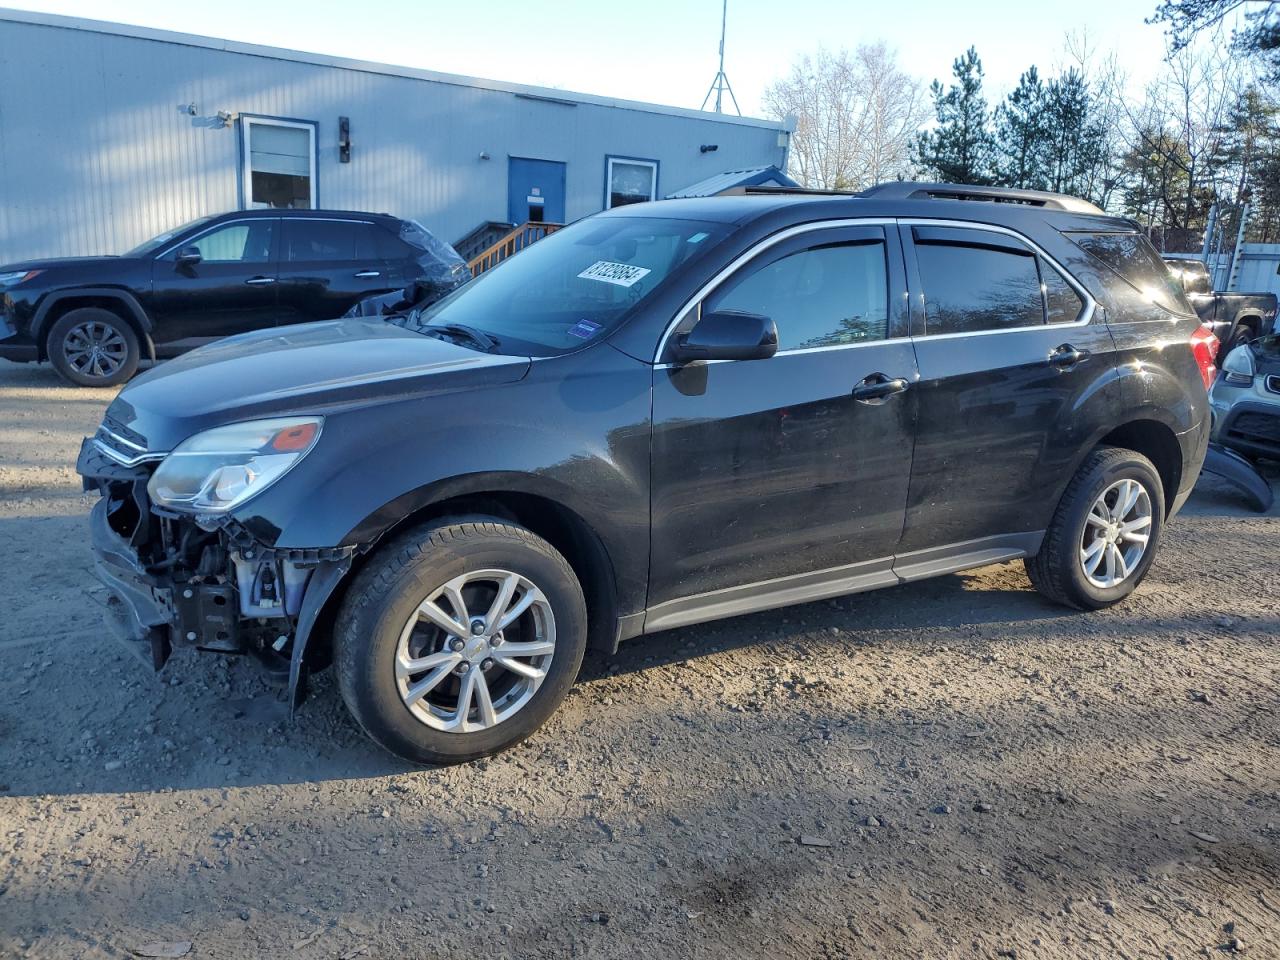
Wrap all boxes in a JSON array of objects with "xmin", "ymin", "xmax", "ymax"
[{"xmin": 1, "ymin": 358, "xmax": 1278, "ymax": 960}]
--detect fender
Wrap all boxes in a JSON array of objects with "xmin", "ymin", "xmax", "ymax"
[{"xmin": 33, "ymin": 287, "xmax": 156, "ymax": 360}]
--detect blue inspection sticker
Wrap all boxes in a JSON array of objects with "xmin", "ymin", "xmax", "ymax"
[{"xmin": 567, "ymin": 319, "xmax": 603, "ymax": 340}]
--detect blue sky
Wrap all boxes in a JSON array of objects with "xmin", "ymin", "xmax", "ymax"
[{"xmin": 12, "ymin": 0, "xmax": 1184, "ymax": 113}]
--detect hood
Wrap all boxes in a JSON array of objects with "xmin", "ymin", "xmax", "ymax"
[{"xmin": 104, "ymin": 318, "xmax": 531, "ymax": 452}]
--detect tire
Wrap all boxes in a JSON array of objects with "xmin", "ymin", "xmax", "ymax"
[
  {"xmin": 1225, "ymin": 323, "xmax": 1256, "ymax": 358},
  {"xmin": 335, "ymin": 518, "xmax": 587, "ymax": 765},
  {"xmin": 47, "ymin": 307, "xmax": 140, "ymax": 387},
  {"xmin": 1025, "ymin": 446, "xmax": 1166, "ymax": 611}
]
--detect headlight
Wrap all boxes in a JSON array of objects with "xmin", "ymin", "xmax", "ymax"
[
  {"xmin": 0, "ymin": 269, "xmax": 41, "ymax": 289},
  {"xmin": 147, "ymin": 417, "xmax": 322, "ymax": 515},
  {"xmin": 1220, "ymin": 345, "xmax": 1255, "ymax": 386}
]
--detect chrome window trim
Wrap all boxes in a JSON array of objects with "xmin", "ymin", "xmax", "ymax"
[
  {"xmin": 900, "ymin": 218, "xmax": 1096, "ymax": 340},
  {"xmin": 652, "ymin": 217, "xmax": 897, "ymax": 364},
  {"xmin": 155, "ymin": 216, "xmax": 374, "ymax": 260}
]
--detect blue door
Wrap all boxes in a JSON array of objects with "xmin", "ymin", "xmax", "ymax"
[{"xmin": 508, "ymin": 157, "xmax": 566, "ymax": 225}]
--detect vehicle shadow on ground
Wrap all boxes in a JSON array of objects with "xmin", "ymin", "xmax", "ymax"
[
  {"xmin": 4, "ymin": 688, "xmax": 1279, "ymax": 960},
  {"xmin": 3, "ymin": 555, "xmax": 1274, "ymax": 800}
]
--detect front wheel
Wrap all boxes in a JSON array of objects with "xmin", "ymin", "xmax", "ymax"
[
  {"xmin": 334, "ymin": 519, "xmax": 587, "ymax": 764},
  {"xmin": 1025, "ymin": 447, "xmax": 1165, "ymax": 610},
  {"xmin": 47, "ymin": 307, "xmax": 140, "ymax": 387}
]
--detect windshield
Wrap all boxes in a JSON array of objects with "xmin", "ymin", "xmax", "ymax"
[
  {"xmin": 409, "ymin": 216, "xmax": 730, "ymax": 355},
  {"xmin": 123, "ymin": 216, "xmax": 215, "ymax": 257}
]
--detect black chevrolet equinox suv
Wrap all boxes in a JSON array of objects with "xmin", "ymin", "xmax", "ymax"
[
  {"xmin": 78, "ymin": 183, "xmax": 1215, "ymax": 764},
  {"xmin": 0, "ymin": 209, "xmax": 467, "ymax": 387}
]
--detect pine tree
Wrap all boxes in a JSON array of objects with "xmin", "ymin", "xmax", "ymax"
[
  {"xmin": 914, "ymin": 47, "xmax": 996, "ymax": 185},
  {"xmin": 1042, "ymin": 69, "xmax": 1107, "ymax": 198},
  {"xmin": 994, "ymin": 67, "xmax": 1049, "ymax": 189}
]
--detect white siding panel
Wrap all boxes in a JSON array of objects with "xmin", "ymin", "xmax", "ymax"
[{"xmin": 0, "ymin": 17, "xmax": 786, "ymax": 263}]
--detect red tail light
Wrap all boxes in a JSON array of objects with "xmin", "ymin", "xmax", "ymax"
[{"xmin": 1189, "ymin": 324, "xmax": 1219, "ymax": 392}]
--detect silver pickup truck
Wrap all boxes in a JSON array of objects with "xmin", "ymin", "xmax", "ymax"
[{"xmin": 1164, "ymin": 256, "xmax": 1278, "ymax": 356}]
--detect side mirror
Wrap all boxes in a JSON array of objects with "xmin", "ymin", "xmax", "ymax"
[
  {"xmin": 673, "ymin": 310, "xmax": 778, "ymax": 363},
  {"xmin": 175, "ymin": 246, "xmax": 202, "ymax": 267}
]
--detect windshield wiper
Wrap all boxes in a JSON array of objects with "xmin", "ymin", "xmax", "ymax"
[{"xmin": 423, "ymin": 322, "xmax": 498, "ymax": 353}]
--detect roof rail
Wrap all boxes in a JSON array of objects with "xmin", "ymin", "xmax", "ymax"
[
  {"xmin": 858, "ymin": 181, "xmax": 1105, "ymax": 215},
  {"xmin": 719, "ymin": 184, "xmax": 858, "ymax": 197}
]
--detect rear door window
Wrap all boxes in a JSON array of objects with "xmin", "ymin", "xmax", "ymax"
[
  {"xmin": 1041, "ymin": 260, "xmax": 1085, "ymax": 325},
  {"xmin": 913, "ymin": 227, "xmax": 1044, "ymax": 335},
  {"xmin": 1069, "ymin": 231, "xmax": 1194, "ymax": 316},
  {"xmin": 283, "ymin": 219, "xmax": 360, "ymax": 262}
]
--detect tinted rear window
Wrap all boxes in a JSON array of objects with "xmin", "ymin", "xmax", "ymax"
[
  {"xmin": 915, "ymin": 234, "xmax": 1045, "ymax": 335},
  {"xmin": 283, "ymin": 219, "xmax": 359, "ymax": 262},
  {"xmin": 1069, "ymin": 232, "xmax": 1194, "ymax": 316}
]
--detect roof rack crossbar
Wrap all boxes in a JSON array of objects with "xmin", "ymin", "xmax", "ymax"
[{"xmin": 857, "ymin": 181, "xmax": 1104, "ymax": 215}]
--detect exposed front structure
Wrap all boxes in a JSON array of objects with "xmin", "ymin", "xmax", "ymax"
[{"xmin": 0, "ymin": 9, "xmax": 790, "ymax": 264}]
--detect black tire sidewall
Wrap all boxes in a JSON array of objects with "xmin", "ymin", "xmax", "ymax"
[
  {"xmin": 338, "ymin": 524, "xmax": 587, "ymax": 764},
  {"xmin": 47, "ymin": 308, "xmax": 140, "ymax": 387},
  {"xmin": 1058, "ymin": 453, "xmax": 1165, "ymax": 608}
]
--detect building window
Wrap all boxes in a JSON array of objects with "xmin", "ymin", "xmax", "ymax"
[
  {"xmin": 605, "ymin": 156, "xmax": 658, "ymax": 209},
  {"xmin": 242, "ymin": 117, "xmax": 317, "ymax": 210}
]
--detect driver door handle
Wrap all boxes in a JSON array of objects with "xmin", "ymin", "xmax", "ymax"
[
  {"xmin": 1047, "ymin": 343, "xmax": 1089, "ymax": 370},
  {"xmin": 245, "ymin": 276, "xmax": 276, "ymax": 286},
  {"xmin": 354, "ymin": 270, "xmax": 381, "ymax": 278},
  {"xmin": 852, "ymin": 373, "xmax": 910, "ymax": 403}
]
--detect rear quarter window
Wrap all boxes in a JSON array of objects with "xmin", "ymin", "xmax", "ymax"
[{"xmin": 1069, "ymin": 232, "xmax": 1194, "ymax": 317}]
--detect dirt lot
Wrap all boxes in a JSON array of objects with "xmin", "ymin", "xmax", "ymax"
[{"xmin": 0, "ymin": 358, "xmax": 1278, "ymax": 960}]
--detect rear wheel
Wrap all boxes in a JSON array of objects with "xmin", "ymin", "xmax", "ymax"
[
  {"xmin": 334, "ymin": 518, "xmax": 587, "ymax": 764},
  {"xmin": 1025, "ymin": 447, "xmax": 1165, "ymax": 610},
  {"xmin": 1225, "ymin": 322, "xmax": 1256, "ymax": 357},
  {"xmin": 47, "ymin": 307, "xmax": 140, "ymax": 387}
]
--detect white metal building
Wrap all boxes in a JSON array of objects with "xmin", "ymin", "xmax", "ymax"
[{"xmin": 0, "ymin": 8, "xmax": 791, "ymax": 264}]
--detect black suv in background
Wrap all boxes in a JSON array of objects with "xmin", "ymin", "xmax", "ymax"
[
  {"xmin": 78, "ymin": 183, "xmax": 1214, "ymax": 765},
  {"xmin": 0, "ymin": 210, "xmax": 468, "ymax": 387}
]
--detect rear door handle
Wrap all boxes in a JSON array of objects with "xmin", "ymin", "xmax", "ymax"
[
  {"xmin": 354, "ymin": 270, "xmax": 381, "ymax": 278},
  {"xmin": 852, "ymin": 373, "xmax": 910, "ymax": 403},
  {"xmin": 1047, "ymin": 343, "xmax": 1089, "ymax": 369},
  {"xmin": 245, "ymin": 276, "xmax": 276, "ymax": 286}
]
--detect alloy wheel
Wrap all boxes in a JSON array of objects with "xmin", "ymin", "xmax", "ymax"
[
  {"xmin": 62, "ymin": 320, "xmax": 128, "ymax": 380},
  {"xmin": 394, "ymin": 569, "xmax": 556, "ymax": 733},
  {"xmin": 1079, "ymin": 478, "xmax": 1153, "ymax": 589}
]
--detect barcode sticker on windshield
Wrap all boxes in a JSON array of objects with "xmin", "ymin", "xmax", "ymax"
[{"xmin": 577, "ymin": 260, "xmax": 651, "ymax": 288}]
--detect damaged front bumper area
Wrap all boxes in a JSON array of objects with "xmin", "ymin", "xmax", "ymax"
[{"xmin": 77, "ymin": 436, "xmax": 353, "ymax": 708}]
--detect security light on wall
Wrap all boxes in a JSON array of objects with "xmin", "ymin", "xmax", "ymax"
[{"xmin": 216, "ymin": 111, "xmax": 236, "ymax": 128}]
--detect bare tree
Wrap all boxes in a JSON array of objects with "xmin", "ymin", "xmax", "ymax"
[
  {"xmin": 1118, "ymin": 38, "xmax": 1246, "ymax": 246},
  {"xmin": 763, "ymin": 44, "xmax": 928, "ymax": 190}
]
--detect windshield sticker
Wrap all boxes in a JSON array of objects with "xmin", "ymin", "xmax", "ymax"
[
  {"xmin": 687, "ymin": 232, "xmax": 709, "ymax": 244},
  {"xmin": 567, "ymin": 319, "xmax": 603, "ymax": 340},
  {"xmin": 577, "ymin": 260, "xmax": 652, "ymax": 288}
]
